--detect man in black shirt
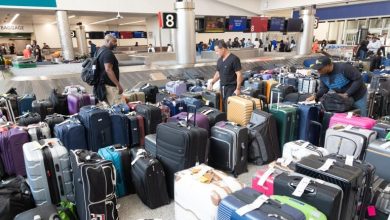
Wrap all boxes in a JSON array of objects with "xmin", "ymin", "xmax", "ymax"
[
  {"xmin": 306, "ymin": 56, "xmax": 368, "ymax": 116},
  {"xmin": 97, "ymin": 34, "xmax": 123, "ymax": 105},
  {"xmin": 208, "ymin": 40, "xmax": 243, "ymax": 112}
]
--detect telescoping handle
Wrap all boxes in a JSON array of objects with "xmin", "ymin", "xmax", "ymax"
[{"xmin": 186, "ymin": 104, "xmax": 197, "ymax": 127}]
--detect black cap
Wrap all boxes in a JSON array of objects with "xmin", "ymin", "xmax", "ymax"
[{"xmin": 310, "ymin": 56, "xmax": 332, "ymax": 70}]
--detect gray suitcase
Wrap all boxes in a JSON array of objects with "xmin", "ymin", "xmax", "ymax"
[
  {"xmin": 365, "ymin": 139, "xmax": 390, "ymax": 181},
  {"xmin": 23, "ymin": 138, "xmax": 74, "ymax": 206},
  {"xmin": 298, "ymin": 77, "xmax": 317, "ymax": 94},
  {"xmin": 144, "ymin": 134, "xmax": 157, "ymax": 157},
  {"xmin": 371, "ymin": 176, "xmax": 390, "ymax": 215},
  {"xmin": 324, "ymin": 125, "xmax": 377, "ymax": 160},
  {"xmin": 27, "ymin": 122, "xmax": 51, "ymax": 141}
]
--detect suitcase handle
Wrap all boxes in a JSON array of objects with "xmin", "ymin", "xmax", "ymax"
[
  {"xmin": 289, "ymin": 180, "xmax": 316, "ymax": 194},
  {"xmin": 186, "ymin": 104, "xmax": 197, "ymax": 127},
  {"xmin": 308, "ymin": 120, "xmax": 322, "ymax": 144}
]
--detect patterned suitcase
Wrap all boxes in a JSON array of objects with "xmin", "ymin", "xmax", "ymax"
[{"xmin": 227, "ymin": 95, "xmax": 261, "ymax": 126}]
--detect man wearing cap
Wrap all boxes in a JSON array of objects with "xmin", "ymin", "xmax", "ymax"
[{"xmin": 306, "ymin": 57, "xmax": 368, "ymax": 116}]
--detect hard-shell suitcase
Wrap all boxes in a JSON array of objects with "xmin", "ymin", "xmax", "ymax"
[
  {"xmin": 298, "ymin": 77, "xmax": 317, "ymax": 94},
  {"xmin": 70, "ymin": 149, "xmax": 118, "ymax": 220},
  {"xmin": 271, "ymin": 195, "xmax": 327, "ymax": 220},
  {"xmin": 98, "ymin": 145, "xmax": 134, "ymax": 197},
  {"xmin": 265, "ymin": 80, "xmax": 278, "ymax": 103},
  {"xmin": 202, "ymin": 91, "xmax": 222, "ymax": 110},
  {"xmin": 247, "ymin": 109, "xmax": 281, "ymax": 165},
  {"xmin": 78, "ymin": 106, "xmax": 112, "ymax": 151},
  {"xmin": 270, "ymin": 84, "xmax": 296, "ymax": 103},
  {"xmin": 126, "ymin": 113, "xmax": 143, "ymax": 147},
  {"xmin": 279, "ymin": 76, "xmax": 298, "ymax": 89},
  {"xmin": 14, "ymin": 204, "xmax": 60, "ymax": 220},
  {"xmin": 27, "ymin": 122, "xmax": 51, "ymax": 141},
  {"xmin": 209, "ymin": 121, "xmax": 248, "ymax": 177},
  {"xmin": 325, "ymin": 125, "xmax": 377, "ymax": 159},
  {"xmin": 282, "ymin": 140, "xmax": 329, "ymax": 162},
  {"xmin": 135, "ymin": 104, "xmax": 162, "ymax": 135},
  {"xmin": 53, "ymin": 118, "xmax": 88, "ymax": 151},
  {"xmin": 67, "ymin": 93, "xmax": 94, "ymax": 115},
  {"xmin": 198, "ymin": 106, "xmax": 227, "ymax": 128},
  {"xmin": 18, "ymin": 112, "xmax": 41, "ymax": 126},
  {"xmin": 32, "ymin": 100, "xmax": 54, "ymax": 120},
  {"xmin": 167, "ymin": 111, "xmax": 210, "ymax": 133},
  {"xmin": 139, "ymin": 83, "xmax": 158, "ymax": 103},
  {"xmin": 121, "ymin": 90, "xmax": 146, "ymax": 103},
  {"xmin": 49, "ymin": 89, "xmax": 68, "ymax": 115},
  {"xmin": 371, "ymin": 176, "xmax": 390, "ymax": 216},
  {"xmin": 365, "ymin": 139, "xmax": 390, "ymax": 181},
  {"xmin": 217, "ymin": 187, "xmax": 306, "ymax": 220},
  {"xmin": 295, "ymin": 155, "xmax": 364, "ymax": 220},
  {"xmin": 0, "ymin": 127, "xmax": 29, "ymax": 176},
  {"xmin": 252, "ymin": 165, "xmax": 284, "ymax": 196},
  {"xmin": 156, "ymin": 90, "xmax": 176, "ymax": 103},
  {"xmin": 44, "ymin": 114, "xmax": 65, "ymax": 137},
  {"xmin": 109, "ymin": 112, "xmax": 130, "ymax": 146},
  {"xmin": 161, "ymin": 98, "xmax": 187, "ymax": 116},
  {"xmin": 372, "ymin": 121, "xmax": 390, "ymax": 139},
  {"xmin": 182, "ymin": 97, "xmax": 204, "ymax": 109},
  {"xmin": 144, "ymin": 134, "xmax": 157, "ymax": 157},
  {"xmin": 130, "ymin": 148, "xmax": 170, "ymax": 209},
  {"xmin": 297, "ymin": 104, "xmax": 321, "ymax": 145},
  {"xmin": 227, "ymin": 95, "xmax": 261, "ymax": 126},
  {"xmin": 241, "ymin": 88, "xmax": 262, "ymax": 100},
  {"xmin": 23, "ymin": 138, "xmax": 74, "ymax": 206},
  {"xmin": 165, "ymin": 80, "xmax": 187, "ymax": 96},
  {"xmin": 18, "ymin": 94, "xmax": 36, "ymax": 114},
  {"xmin": 329, "ymin": 113, "xmax": 376, "ymax": 129}
]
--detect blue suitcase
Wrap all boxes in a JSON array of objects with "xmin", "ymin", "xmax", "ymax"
[
  {"xmin": 54, "ymin": 118, "xmax": 88, "ymax": 150},
  {"xmin": 217, "ymin": 187, "xmax": 305, "ymax": 220},
  {"xmin": 182, "ymin": 97, "xmax": 204, "ymax": 109},
  {"xmin": 98, "ymin": 146, "xmax": 134, "ymax": 197},
  {"xmin": 18, "ymin": 94, "xmax": 36, "ymax": 114},
  {"xmin": 162, "ymin": 99, "xmax": 187, "ymax": 116},
  {"xmin": 297, "ymin": 104, "xmax": 322, "ymax": 146},
  {"xmin": 112, "ymin": 103, "xmax": 130, "ymax": 114},
  {"xmin": 110, "ymin": 112, "xmax": 130, "ymax": 146}
]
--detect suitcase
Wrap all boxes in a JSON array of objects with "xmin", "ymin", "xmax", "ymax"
[
  {"xmin": 182, "ymin": 97, "xmax": 204, "ymax": 109},
  {"xmin": 144, "ymin": 134, "xmax": 157, "ymax": 157},
  {"xmin": 98, "ymin": 145, "xmax": 134, "ymax": 197},
  {"xmin": 209, "ymin": 121, "xmax": 248, "ymax": 177},
  {"xmin": 53, "ymin": 118, "xmax": 88, "ymax": 151},
  {"xmin": 247, "ymin": 109, "xmax": 281, "ymax": 165},
  {"xmin": 109, "ymin": 112, "xmax": 130, "ymax": 146},
  {"xmin": 371, "ymin": 176, "xmax": 390, "ymax": 216},
  {"xmin": 198, "ymin": 106, "xmax": 227, "ymax": 128},
  {"xmin": 18, "ymin": 94, "xmax": 36, "ymax": 114},
  {"xmin": 156, "ymin": 90, "xmax": 176, "ymax": 103},
  {"xmin": 329, "ymin": 113, "xmax": 376, "ymax": 130},
  {"xmin": 297, "ymin": 104, "xmax": 321, "ymax": 145},
  {"xmin": 78, "ymin": 106, "xmax": 112, "ymax": 151},
  {"xmin": 27, "ymin": 122, "xmax": 51, "ymax": 141},
  {"xmin": 202, "ymin": 91, "xmax": 222, "ymax": 110},
  {"xmin": 244, "ymin": 78, "xmax": 263, "ymax": 91},
  {"xmin": 295, "ymin": 155, "xmax": 364, "ymax": 220},
  {"xmin": 23, "ymin": 138, "xmax": 74, "ymax": 206},
  {"xmin": 49, "ymin": 89, "xmax": 69, "ymax": 115},
  {"xmin": 282, "ymin": 140, "xmax": 329, "ymax": 162},
  {"xmin": 180, "ymin": 92, "xmax": 203, "ymax": 100},
  {"xmin": 70, "ymin": 149, "xmax": 118, "ymax": 220},
  {"xmin": 14, "ymin": 204, "xmax": 59, "ymax": 220},
  {"xmin": 161, "ymin": 98, "xmax": 187, "ymax": 116},
  {"xmin": 271, "ymin": 195, "xmax": 327, "ymax": 220},
  {"xmin": 325, "ymin": 125, "xmax": 377, "ymax": 159},
  {"xmin": 279, "ymin": 77, "xmax": 298, "ymax": 89},
  {"xmin": 44, "ymin": 114, "xmax": 65, "ymax": 137},
  {"xmin": 284, "ymin": 93, "xmax": 312, "ymax": 104},
  {"xmin": 63, "ymin": 85, "xmax": 85, "ymax": 95},
  {"xmin": 139, "ymin": 83, "xmax": 158, "ymax": 103},
  {"xmin": 1, "ymin": 94, "xmax": 19, "ymax": 118},
  {"xmin": 32, "ymin": 100, "xmax": 54, "ymax": 120},
  {"xmin": 174, "ymin": 164, "xmax": 244, "ymax": 220},
  {"xmin": 111, "ymin": 103, "xmax": 130, "ymax": 114},
  {"xmin": 372, "ymin": 121, "xmax": 390, "ymax": 139},
  {"xmin": 158, "ymin": 103, "xmax": 170, "ymax": 122},
  {"xmin": 217, "ymin": 187, "xmax": 306, "ymax": 220},
  {"xmin": 167, "ymin": 111, "xmax": 210, "ymax": 133},
  {"xmin": 0, "ymin": 96, "xmax": 16, "ymax": 123},
  {"xmin": 252, "ymin": 165, "xmax": 285, "ymax": 196},
  {"xmin": 126, "ymin": 113, "xmax": 144, "ymax": 147},
  {"xmin": 265, "ymin": 80, "xmax": 278, "ymax": 103},
  {"xmin": 130, "ymin": 148, "xmax": 170, "ymax": 209},
  {"xmin": 17, "ymin": 112, "xmax": 41, "ymax": 126},
  {"xmin": 241, "ymin": 88, "xmax": 262, "ymax": 100},
  {"xmin": 227, "ymin": 95, "xmax": 261, "ymax": 126},
  {"xmin": 156, "ymin": 106, "xmax": 209, "ymax": 198},
  {"xmin": 298, "ymin": 77, "xmax": 317, "ymax": 94},
  {"xmin": 135, "ymin": 104, "xmax": 162, "ymax": 135},
  {"xmin": 270, "ymin": 84, "xmax": 296, "ymax": 103},
  {"xmin": 67, "ymin": 93, "xmax": 94, "ymax": 115},
  {"xmin": 0, "ymin": 176, "xmax": 35, "ymax": 220},
  {"xmin": 165, "ymin": 80, "xmax": 187, "ymax": 96},
  {"xmin": 121, "ymin": 90, "xmax": 146, "ymax": 103},
  {"xmin": 365, "ymin": 139, "xmax": 390, "ymax": 181},
  {"xmin": 0, "ymin": 127, "xmax": 29, "ymax": 176}
]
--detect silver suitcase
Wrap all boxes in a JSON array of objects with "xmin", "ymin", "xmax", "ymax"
[
  {"xmin": 27, "ymin": 122, "xmax": 51, "ymax": 141},
  {"xmin": 282, "ymin": 140, "xmax": 329, "ymax": 162},
  {"xmin": 365, "ymin": 139, "xmax": 390, "ymax": 181},
  {"xmin": 298, "ymin": 77, "xmax": 316, "ymax": 94},
  {"xmin": 144, "ymin": 134, "xmax": 157, "ymax": 157},
  {"xmin": 325, "ymin": 125, "xmax": 377, "ymax": 159},
  {"xmin": 23, "ymin": 138, "xmax": 74, "ymax": 206}
]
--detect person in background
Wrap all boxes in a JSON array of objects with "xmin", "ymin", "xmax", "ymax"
[
  {"xmin": 379, "ymin": 34, "xmax": 386, "ymax": 56},
  {"xmin": 135, "ymin": 42, "xmax": 139, "ymax": 47},
  {"xmin": 306, "ymin": 56, "xmax": 368, "ymax": 116},
  {"xmin": 245, "ymin": 39, "xmax": 254, "ymax": 48},
  {"xmin": 88, "ymin": 40, "xmax": 97, "ymax": 57},
  {"xmin": 370, "ymin": 49, "xmax": 383, "ymax": 71},
  {"xmin": 271, "ymin": 39, "xmax": 278, "ymax": 50},
  {"xmin": 31, "ymin": 40, "xmax": 37, "ymax": 57},
  {"xmin": 9, "ymin": 43, "xmax": 15, "ymax": 54},
  {"xmin": 42, "ymin": 43, "xmax": 50, "ymax": 49},
  {"xmin": 264, "ymin": 37, "xmax": 270, "ymax": 52},
  {"xmin": 23, "ymin": 45, "xmax": 32, "ymax": 58},
  {"xmin": 226, "ymin": 39, "xmax": 232, "ymax": 48},
  {"xmin": 240, "ymin": 38, "xmax": 246, "ymax": 48},
  {"xmin": 208, "ymin": 39, "xmax": 215, "ymax": 51},
  {"xmin": 320, "ymin": 39, "xmax": 327, "ymax": 51},
  {"xmin": 254, "ymin": 38, "xmax": 260, "ymax": 49},
  {"xmin": 279, "ymin": 40, "xmax": 286, "ymax": 52},
  {"xmin": 290, "ymin": 37, "xmax": 296, "ymax": 51},
  {"xmin": 1, "ymin": 45, "xmax": 6, "ymax": 55},
  {"xmin": 167, "ymin": 44, "xmax": 173, "ymax": 52},
  {"xmin": 208, "ymin": 40, "xmax": 243, "ymax": 112},
  {"xmin": 147, "ymin": 44, "xmax": 155, "ymax": 53},
  {"xmin": 35, "ymin": 45, "xmax": 42, "ymax": 62},
  {"xmin": 311, "ymin": 39, "xmax": 320, "ymax": 53},
  {"xmin": 197, "ymin": 41, "xmax": 204, "ymax": 55},
  {"xmin": 232, "ymin": 37, "xmax": 240, "ymax": 48},
  {"xmin": 367, "ymin": 37, "xmax": 382, "ymax": 55},
  {"xmin": 356, "ymin": 39, "xmax": 369, "ymax": 60}
]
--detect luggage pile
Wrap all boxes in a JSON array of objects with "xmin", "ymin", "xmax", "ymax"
[{"xmin": 0, "ymin": 63, "xmax": 390, "ymax": 220}]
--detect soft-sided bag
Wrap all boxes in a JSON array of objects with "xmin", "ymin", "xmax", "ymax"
[
  {"xmin": 81, "ymin": 48, "xmax": 105, "ymax": 85},
  {"xmin": 321, "ymin": 92, "xmax": 354, "ymax": 112}
]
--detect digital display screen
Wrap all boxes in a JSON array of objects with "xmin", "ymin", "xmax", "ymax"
[
  {"xmin": 269, "ymin": 17, "xmax": 286, "ymax": 31},
  {"xmin": 251, "ymin": 17, "xmax": 268, "ymax": 32},
  {"xmin": 204, "ymin": 16, "xmax": 225, "ymax": 33},
  {"xmin": 86, "ymin": 32, "xmax": 105, "ymax": 39},
  {"xmin": 133, "ymin": 31, "xmax": 147, "ymax": 38},
  {"xmin": 119, "ymin": 31, "xmax": 133, "ymax": 39},
  {"xmin": 286, "ymin": 18, "xmax": 303, "ymax": 32},
  {"xmin": 228, "ymin": 16, "xmax": 247, "ymax": 31}
]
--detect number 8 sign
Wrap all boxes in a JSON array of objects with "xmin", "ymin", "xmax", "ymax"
[{"xmin": 161, "ymin": 13, "xmax": 177, "ymax": 29}]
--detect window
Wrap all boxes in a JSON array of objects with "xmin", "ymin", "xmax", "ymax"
[
  {"xmin": 369, "ymin": 18, "xmax": 382, "ymax": 29},
  {"xmin": 347, "ymin": 20, "xmax": 358, "ymax": 29},
  {"xmin": 383, "ymin": 18, "xmax": 390, "ymax": 29},
  {"xmin": 358, "ymin": 20, "xmax": 367, "ymax": 28}
]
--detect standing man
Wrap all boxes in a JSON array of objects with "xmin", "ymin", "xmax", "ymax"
[
  {"xmin": 88, "ymin": 40, "xmax": 97, "ymax": 58},
  {"xmin": 306, "ymin": 57, "xmax": 368, "ymax": 116},
  {"xmin": 208, "ymin": 40, "xmax": 243, "ymax": 112},
  {"xmin": 96, "ymin": 34, "xmax": 123, "ymax": 105},
  {"xmin": 9, "ymin": 43, "xmax": 15, "ymax": 54}
]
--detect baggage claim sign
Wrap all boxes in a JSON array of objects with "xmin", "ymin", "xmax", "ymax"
[{"xmin": 0, "ymin": 0, "xmax": 56, "ymax": 7}]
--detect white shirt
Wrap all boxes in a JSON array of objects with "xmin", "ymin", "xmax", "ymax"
[
  {"xmin": 147, "ymin": 47, "xmax": 155, "ymax": 53},
  {"xmin": 367, "ymin": 40, "xmax": 382, "ymax": 52},
  {"xmin": 254, "ymin": 41, "xmax": 260, "ymax": 48},
  {"xmin": 167, "ymin": 46, "xmax": 173, "ymax": 52}
]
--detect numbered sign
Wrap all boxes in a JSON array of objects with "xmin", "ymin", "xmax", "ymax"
[
  {"xmin": 71, "ymin": 30, "xmax": 76, "ymax": 38},
  {"xmin": 314, "ymin": 17, "xmax": 319, "ymax": 29},
  {"xmin": 159, "ymin": 12, "xmax": 177, "ymax": 29}
]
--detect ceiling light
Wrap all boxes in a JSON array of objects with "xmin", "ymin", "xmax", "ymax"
[
  {"xmin": 119, "ymin": 20, "xmax": 145, "ymax": 26},
  {"xmin": 68, "ymin": 15, "xmax": 76, "ymax": 19},
  {"xmin": 89, "ymin": 17, "xmax": 120, "ymax": 25},
  {"xmin": 8, "ymin": 13, "xmax": 20, "ymax": 25}
]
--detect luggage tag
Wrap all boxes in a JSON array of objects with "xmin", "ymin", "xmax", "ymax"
[
  {"xmin": 345, "ymin": 155, "xmax": 354, "ymax": 166},
  {"xmin": 276, "ymin": 157, "xmax": 292, "ymax": 167},
  {"xmin": 292, "ymin": 177, "xmax": 311, "ymax": 197},
  {"xmin": 236, "ymin": 194, "xmax": 269, "ymax": 216},
  {"xmin": 367, "ymin": 206, "xmax": 376, "ymax": 217},
  {"xmin": 346, "ymin": 112, "xmax": 354, "ymax": 119},
  {"xmin": 257, "ymin": 167, "xmax": 275, "ymax": 186},
  {"xmin": 318, "ymin": 159, "xmax": 336, "ymax": 172}
]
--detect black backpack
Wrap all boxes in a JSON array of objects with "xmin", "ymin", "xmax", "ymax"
[
  {"xmin": 81, "ymin": 48, "xmax": 105, "ymax": 86},
  {"xmin": 321, "ymin": 92, "xmax": 354, "ymax": 112}
]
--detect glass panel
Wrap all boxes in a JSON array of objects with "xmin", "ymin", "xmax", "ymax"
[
  {"xmin": 369, "ymin": 18, "xmax": 382, "ymax": 29},
  {"xmin": 347, "ymin": 20, "xmax": 358, "ymax": 29},
  {"xmin": 384, "ymin": 18, "xmax": 390, "ymax": 29},
  {"xmin": 358, "ymin": 20, "xmax": 367, "ymax": 28}
]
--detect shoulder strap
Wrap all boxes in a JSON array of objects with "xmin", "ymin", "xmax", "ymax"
[{"xmin": 95, "ymin": 47, "xmax": 107, "ymax": 59}]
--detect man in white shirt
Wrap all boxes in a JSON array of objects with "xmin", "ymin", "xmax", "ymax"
[
  {"xmin": 367, "ymin": 37, "xmax": 382, "ymax": 54},
  {"xmin": 147, "ymin": 44, "xmax": 155, "ymax": 53},
  {"xmin": 245, "ymin": 39, "xmax": 254, "ymax": 48},
  {"xmin": 167, "ymin": 44, "xmax": 173, "ymax": 52},
  {"xmin": 379, "ymin": 34, "xmax": 387, "ymax": 56},
  {"xmin": 253, "ymin": 38, "xmax": 260, "ymax": 49}
]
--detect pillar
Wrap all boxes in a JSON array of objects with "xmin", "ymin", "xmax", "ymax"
[
  {"xmin": 170, "ymin": 29, "xmax": 177, "ymax": 52},
  {"xmin": 76, "ymin": 25, "xmax": 88, "ymax": 56},
  {"xmin": 175, "ymin": 0, "xmax": 196, "ymax": 64},
  {"xmin": 56, "ymin": 10, "xmax": 74, "ymax": 60},
  {"xmin": 298, "ymin": 6, "xmax": 316, "ymax": 55}
]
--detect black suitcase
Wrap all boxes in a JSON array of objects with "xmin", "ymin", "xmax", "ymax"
[
  {"xmin": 135, "ymin": 104, "xmax": 162, "ymax": 135},
  {"xmin": 247, "ymin": 109, "xmax": 281, "ymax": 165},
  {"xmin": 14, "ymin": 203, "xmax": 59, "ymax": 220},
  {"xmin": 271, "ymin": 84, "xmax": 296, "ymax": 103},
  {"xmin": 144, "ymin": 134, "xmax": 157, "ymax": 157},
  {"xmin": 17, "ymin": 112, "xmax": 41, "ymax": 126},
  {"xmin": 156, "ymin": 105, "xmax": 209, "ymax": 198},
  {"xmin": 109, "ymin": 112, "xmax": 130, "ymax": 146},
  {"xmin": 197, "ymin": 106, "xmax": 226, "ymax": 128},
  {"xmin": 44, "ymin": 114, "xmax": 65, "ymax": 136},
  {"xmin": 78, "ymin": 106, "xmax": 112, "ymax": 151},
  {"xmin": 139, "ymin": 83, "xmax": 158, "ymax": 103},
  {"xmin": 49, "ymin": 89, "xmax": 69, "ymax": 115},
  {"xmin": 127, "ymin": 113, "xmax": 141, "ymax": 147},
  {"xmin": 1, "ymin": 93, "xmax": 19, "ymax": 118},
  {"xmin": 201, "ymin": 91, "xmax": 221, "ymax": 110},
  {"xmin": 32, "ymin": 100, "xmax": 54, "ymax": 121},
  {"xmin": 296, "ymin": 155, "xmax": 364, "ymax": 220},
  {"xmin": 130, "ymin": 148, "xmax": 170, "ymax": 209},
  {"xmin": 70, "ymin": 149, "xmax": 118, "ymax": 220},
  {"xmin": 180, "ymin": 92, "xmax": 203, "ymax": 100},
  {"xmin": 241, "ymin": 88, "xmax": 262, "ymax": 100}
]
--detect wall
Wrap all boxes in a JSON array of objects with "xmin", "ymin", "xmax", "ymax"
[{"xmin": 313, "ymin": 22, "xmax": 328, "ymax": 41}]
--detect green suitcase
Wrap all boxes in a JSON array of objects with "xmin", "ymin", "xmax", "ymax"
[{"xmin": 271, "ymin": 195, "xmax": 327, "ymax": 220}]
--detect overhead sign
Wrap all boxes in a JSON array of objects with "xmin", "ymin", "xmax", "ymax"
[
  {"xmin": 71, "ymin": 30, "xmax": 76, "ymax": 38},
  {"xmin": 0, "ymin": 0, "xmax": 56, "ymax": 7},
  {"xmin": 314, "ymin": 17, "xmax": 319, "ymax": 29},
  {"xmin": 158, "ymin": 12, "xmax": 177, "ymax": 29},
  {"xmin": 0, "ymin": 24, "xmax": 33, "ymax": 33},
  {"xmin": 251, "ymin": 17, "xmax": 268, "ymax": 32}
]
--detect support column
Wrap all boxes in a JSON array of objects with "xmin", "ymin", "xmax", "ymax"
[
  {"xmin": 56, "ymin": 10, "xmax": 74, "ymax": 60},
  {"xmin": 175, "ymin": 0, "xmax": 196, "ymax": 64},
  {"xmin": 298, "ymin": 6, "xmax": 316, "ymax": 55},
  {"xmin": 170, "ymin": 29, "xmax": 177, "ymax": 52},
  {"xmin": 76, "ymin": 25, "xmax": 88, "ymax": 56}
]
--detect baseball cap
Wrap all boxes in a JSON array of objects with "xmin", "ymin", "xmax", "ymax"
[{"xmin": 310, "ymin": 56, "xmax": 332, "ymax": 70}]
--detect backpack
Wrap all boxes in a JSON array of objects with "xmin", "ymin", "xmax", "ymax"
[
  {"xmin": 321, "ymin": 92, "xmax": 354, "ymax": 112},
  {"xmin": 81, "ymin": 48, "xmax": 106, "ymax": 86}
]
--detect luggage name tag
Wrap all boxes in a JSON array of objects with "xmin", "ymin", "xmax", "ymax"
[
  {"xmin": 367, "ymin": 205, "xmax": 376, "ymax": 217},
  {"xmin": 257, "ymin": 167, "xmax": 275, "ymax": 186},
  {"xmin": 345, "ymin": 155, "xmax": 354, "ymax": 166},
  {"xmin": 236, "ymin": 194, "xmax": 269, "ymax": 216},
  {"xmin": 205, "ymin": 100, "xmax": 210, "ymax": 106},
  {"xmin": 318, "ymin": 159, "xmax": 336, "ymax": 172},
  {"xmin": 292, "ymin": 177, "xmax": 311, "ymax": 197},
  {"xmin": 346, "ymin": 112, "xmax": 354, "ymax": 119},
  {"xmin": 276, "ymin": 157, "xmax": 292, "ymax": 167}
]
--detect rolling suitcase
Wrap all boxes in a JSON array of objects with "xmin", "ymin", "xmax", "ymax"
[
  {"xmin": 271, "ymin": 195, "xmax": 326, "ymax": 220},
  {"xmin": 156, "ymin": 90, "xmax": 176, "ymax": 103},
  {"xmin": 121, "ymin": 90, "xmax": 146, "ymax": 103},
  {"xmin": 139, "ymin": 83, "xmax": 158, "ymax": 103},
  {"xmin": 98, "ymin": 145, "xmax": 134, "ymax": 197},
  {"xmin": 365, "ymin": 139, "xmax": 390, "ymax": 181},
  {"xmin": 144, "ymin": 134, "xmax": 157, "ymax": 157},
  {"xmin": 109, "ymin": 112, "xmax": 130, "ymax": 146},
  {"xmin": 1, "ymin": 93, "xmax": 19, "ymax": 118},
  {"xmin": 202, "ymin": 91, "xmax": 222, "ymax": 110},
  {"xmin": 18, "ymin": 94, "xmax": 36, "ymax": 114},
  {"xmin": 182, "ymin": 97, "xmax": 204, "ymax": 109},
  {"xmin": 252, "ymin": 165, "xmax": 284, "ymax": 196},
  {"xmin": 167, "ymin": 111, "xmax": 210, "ymax": 133},
  {"xmin": 247, "ymin": 109, "xmax": 281, "ymax": 165},
  {"xmin": 161, "ymin": 98, "xmax": 187, "ymax": 116},
  {"xmin": 197, "ymin": 106, "xmax": 226, "ymax": 128},
  {"xmin": 78, "ymin": 106, "xmax": 112, "ymax": 151},
  {"xmin": 17, "ymin": 112, "xmax": 41, "ymax": 126},
  {"xmin": 270, "ymin": 84, "xmax": 296, "ymax": 103},
  {"xmin": 135, "ymin": 104, "xmax": 162, "ymax": 135},
  {"xmin": 0, "ymin": 96, "xmax": 16, "ymax": 123},
  {"xmin": 329, "ymin": 113, "xmax": 376, "ymax": 129},
  {"xmin": 70, "ymin": 149, "xmax": 118, "ymax": 220},
  {"xmin": 282, "ymin": 140, "xmax": 329, "ymax": 162},
  {"xmin": 49, "ymin": 89, "xmax": 68, "ymax": 115},
  {"xmin": 14, "ymin": 204, "xmax": 60, "ymax": 220},
  {"xmin": 298, "ymin": 77, "xmax": 317, "ymax": 94},
  {"xmin": 227, "ymin": 95, "xmax": 261, "ymax": 126},
  {"xmin": 67, "ymin": 93, "xmax": 94, "ymax": 115},
  {"xmin": 130, "ymin": 148, "xmax": 170, "ymax": 209},
  {"xmin": 126, "ymin": 113, "xmax": 143, "ymax": 147},
  {"xmin": 44, "ymin": 114, "xmax": 65, "ymax": 137},
  {"xmin": 297, "ymin": 104, "xmax": 321, "ymax": 145},
  {"xmin": 111, "ymin": 103, "xmax": 130, "ymax": 114},
  {"xmin": 371, "ymin": 176, "xmax": 390, "ymax": 217},
  {"xmin": 23, "ymin": 138, "xmax": 74, "ymax": 206},
  {"xmin": 165, "ymin": 80, "xmax": 187, "ymax": 96},
  {"xmin": 53, "ymin": 118, "xmax": 88, "ymax": 151},
  {"xmin": 27, "ymin": 122, "xmax": 51, "ymax": 141},
  {"xmin": 209, "ymin": 121, "xmax": 248, "ymax": 177},
  {"xmin": 372, "ymin": 121, "xmax": 390, "ymax": 139},
  {"xmin": 31, "ymin": 100, "xmax": 54, "ymax": 121},
  {"xmin": 265, "ymin": 80, "xmax": 278, "ymax": 103},
  {"xmin": 180, "ymin": 92, "xmax": 203, "ymax": 100}
]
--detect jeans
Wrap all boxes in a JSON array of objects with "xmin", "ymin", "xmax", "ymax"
[
  {"xmin": 359, "ymin": 50, "xmax": 366, "ymax": 60},
  {"xmin": 353, "ymin": 92, "xmax": 368, "ymax": 117}
]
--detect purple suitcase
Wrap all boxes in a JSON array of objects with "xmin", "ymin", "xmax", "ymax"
[
  {"xmin": 167, "ymin": 112, "xmax": 210, "ymax": 133},
  {"xmin": 165, "ymin": 81, "xmax": 187, "ymax": 96},
  {"xmin": 0, "ymin": 127, "xmax": 29, "ymax": 176},
  {"xmin": 67, "ymin": 93, "xmax": 95, "ymax": 115},
  {"xmin": 262, "ymin": 74, "xmax": 273, "ymax": 80}
]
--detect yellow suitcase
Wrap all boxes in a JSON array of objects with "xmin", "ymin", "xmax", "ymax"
[
  {"xmin": 227, "ymin": 95, "xmax": 261, "ymax": 126},
  {"xmin": 121, "ymin": 90, "xmax": 146, "ymax": 103},
  {"xmin": 265, "ymin": 80, "xmax": 278, "ymax": 103}
]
